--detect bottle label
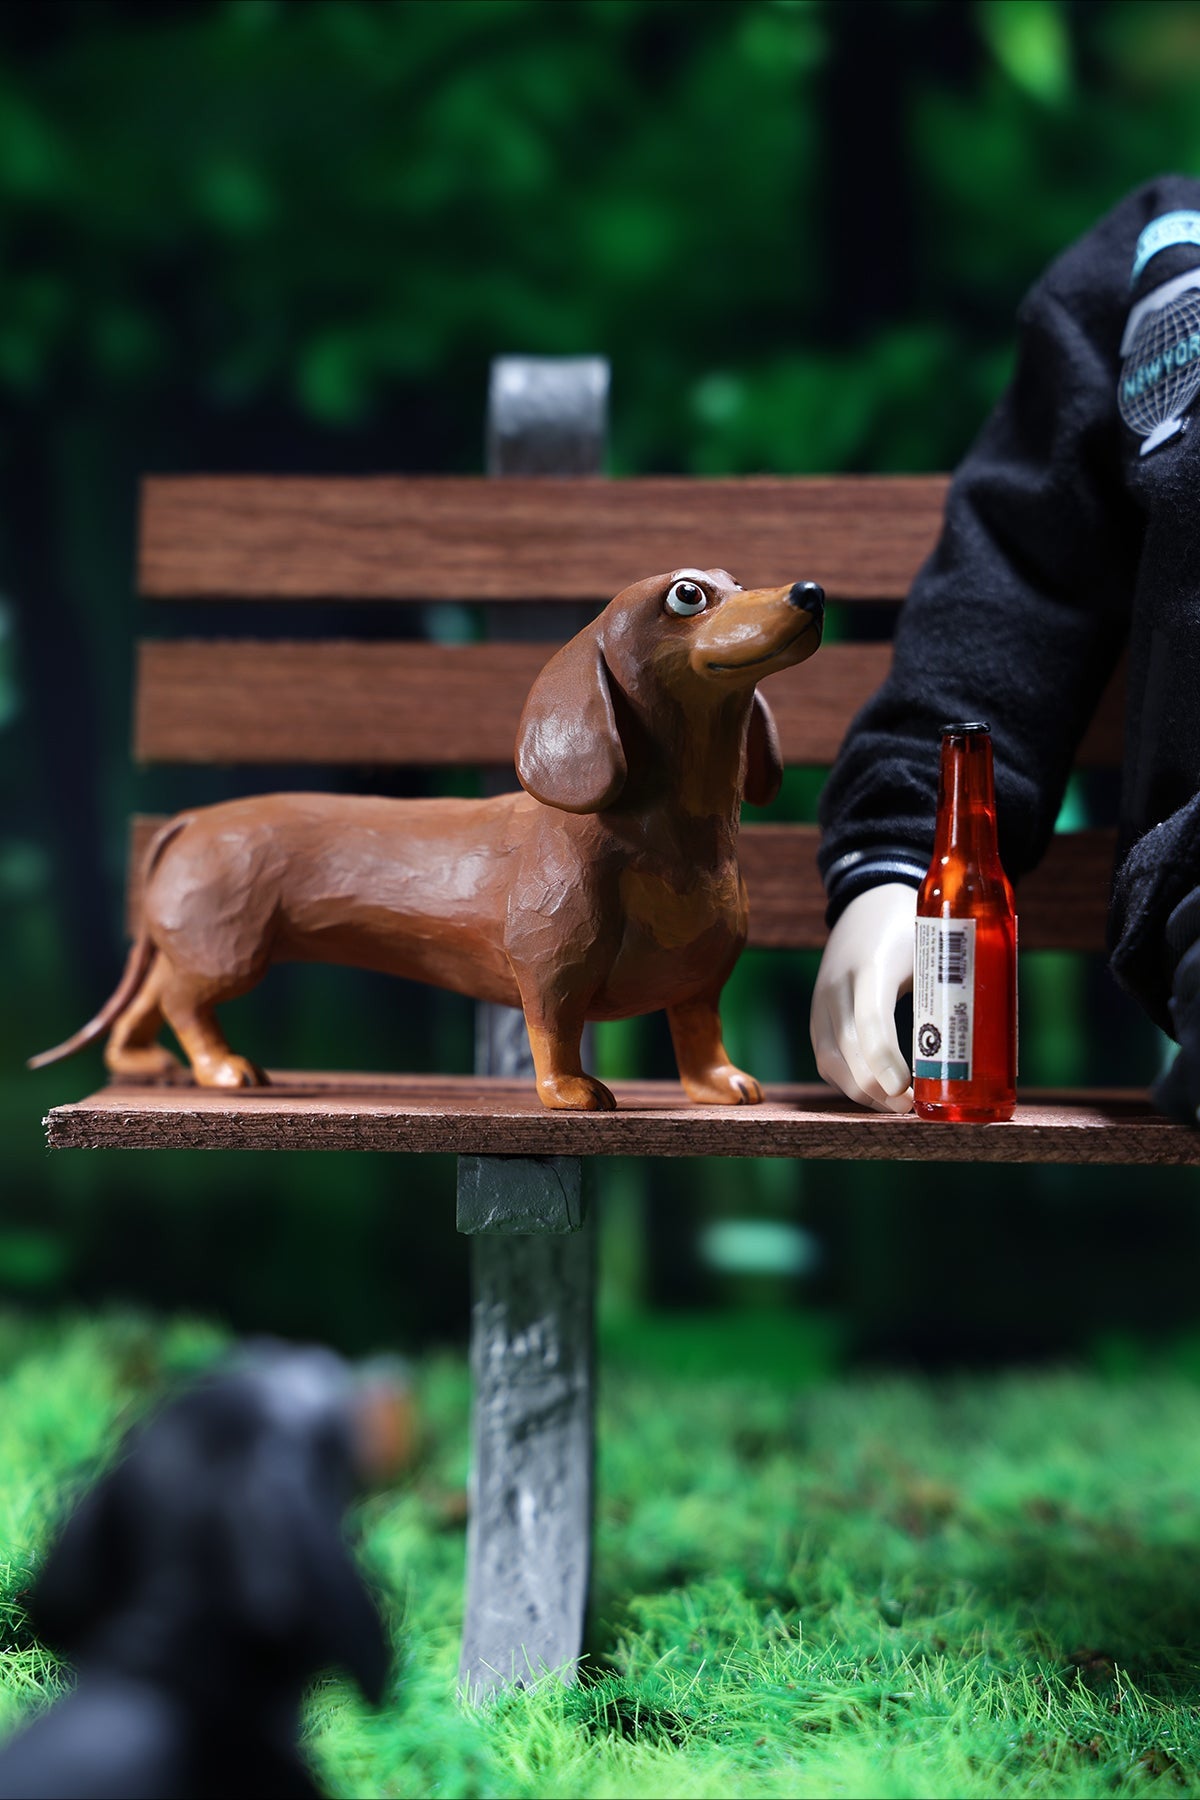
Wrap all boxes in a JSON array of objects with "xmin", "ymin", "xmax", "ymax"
[{"xmin": 913, "ymin": 917, "xmax": 975, "ymax": 1081}]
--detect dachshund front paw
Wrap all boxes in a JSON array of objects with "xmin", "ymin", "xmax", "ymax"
[
  {"xmin": 681, "ymin": 1064, "xmax": 764, "ymax": 1105},
  {"xmin": 537, "ymin": 1073, "xmax": 617, "ymax": 1111}
]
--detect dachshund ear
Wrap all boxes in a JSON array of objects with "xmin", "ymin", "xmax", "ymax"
[
  {"xmin": 744, "ymin": 691, "xmax": 783, "ymax": 807},
  {"xmin": 31, "ymin": 1480, "xmax": 128, "ymax": 1653},
  {"xmin": 516, "ymin": 629, "xmax": 627, "ymax": 813}
]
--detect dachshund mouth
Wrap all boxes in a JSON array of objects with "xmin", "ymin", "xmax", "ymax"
[{"xmin": 703, "ymin": 618, "xmax": 820, "ymax": 675}]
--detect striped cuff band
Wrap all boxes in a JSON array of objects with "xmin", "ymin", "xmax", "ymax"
[{"xmin": 822, "ymin": 846, "xmax": 928, "ymax": 929}]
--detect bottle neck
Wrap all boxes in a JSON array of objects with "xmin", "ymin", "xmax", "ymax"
[{"xmin": 932, "ymin": 732, "xmax": 1001, "ymax": 863}]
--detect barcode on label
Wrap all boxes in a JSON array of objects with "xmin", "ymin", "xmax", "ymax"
[
  {"xmin": 937, "ymin": 930, "xmax": 968, "ymax": 985},
  {"xmin": 914, "ymin": 915, "xmax": 975, "ymax": 1082}
]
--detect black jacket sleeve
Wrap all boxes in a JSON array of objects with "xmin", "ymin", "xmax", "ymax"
[{"xmin": 818, "ymin": 183, "xmax": 1160, "ymax": 924}]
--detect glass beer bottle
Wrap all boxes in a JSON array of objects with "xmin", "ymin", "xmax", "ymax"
[{"xmin": 913, "ymin": 723, "xmax": 1017, "ymax": 1123}]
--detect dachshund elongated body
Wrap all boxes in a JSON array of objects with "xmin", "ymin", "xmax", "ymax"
[{"xmin": 32, "ymin": 569, "xmax": 823, "ymax": 1109}]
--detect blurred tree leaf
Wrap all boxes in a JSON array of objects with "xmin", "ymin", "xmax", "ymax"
[
  {"xmin": 977, "ymin": 0, "xmax": 1071, "ymax": 105},
  {"xmin": 0, "ymin": 1230, "xmax": 68, "ymax": 1289}
]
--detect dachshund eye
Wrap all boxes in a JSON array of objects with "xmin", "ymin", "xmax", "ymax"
[{"xmin": 665, "ymin": 580, "xmax": 708, "ymax": 617}]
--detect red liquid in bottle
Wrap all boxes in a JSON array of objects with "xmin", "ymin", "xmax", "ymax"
[{"xmin": 913, "ymin": 723, "xmax": 1017, "ymax": 1123}]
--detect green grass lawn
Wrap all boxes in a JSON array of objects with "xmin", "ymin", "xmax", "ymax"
[{"xmin": 3, "ymin": 1308, "xmax": 1200, "ymax": 1797}]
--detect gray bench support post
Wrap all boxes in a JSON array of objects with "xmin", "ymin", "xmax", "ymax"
[{"xmin": 456, "ymin": 356, "xmax": 609, "ymax": 1700}]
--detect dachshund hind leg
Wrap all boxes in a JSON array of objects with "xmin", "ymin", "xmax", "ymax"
[
  {"xmin": 159, "ymin": 976, "xmax": 267, "ymax": 1089},
  {"xmin": 104, "ymin": 953, "xmax": 185, "ymax": 1082},
  {"xmin": 668, "ymin": 992, "xmax": 763, "ymax": 1105}
]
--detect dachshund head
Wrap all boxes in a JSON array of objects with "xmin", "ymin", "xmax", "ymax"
[
  {"xmin": 609, "ymin": 567, "xmax": 824, "ymax": 689},
  {"xmin": 516, "ymin": 568, "xmax": 823, "ymax": 812},
  {"xmin": 31, "ymin": 1344, "xmax": 393, "ymax": 1707}
]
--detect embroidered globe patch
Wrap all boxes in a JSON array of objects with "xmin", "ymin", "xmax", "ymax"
[{"xmin": 1119, "ymin": 280, "xmax": 1200, "ymax": 455}]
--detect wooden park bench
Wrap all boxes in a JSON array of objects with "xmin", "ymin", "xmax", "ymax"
[{"xmin": 42, "ymin": 357, "xmax": 1200, "ymax": 1699}]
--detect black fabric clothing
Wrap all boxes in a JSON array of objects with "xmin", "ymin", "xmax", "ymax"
[
  {"xmin": 817, "ymin": 174, "xmax": 1200, "ymax": 1038},
  {"xmin": 1154, "ymin": 918, "xmax": 1200, "ymax": 1122}
]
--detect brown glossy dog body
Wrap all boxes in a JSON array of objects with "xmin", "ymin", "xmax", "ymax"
[{"xmin": 31, "ymin": 569, "xmax": 823, "ymax": 1109}]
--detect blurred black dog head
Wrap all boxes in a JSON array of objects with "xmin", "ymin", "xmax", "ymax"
[
  {"xmin": 34, "ymin": 1341, "xmax": 390, "ymax": 1702},
  {"xmin": 0, "ymin": 1342, "xmax": 395, "ymax": 1800}
]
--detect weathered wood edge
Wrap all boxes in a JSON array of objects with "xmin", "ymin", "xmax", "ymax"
[{"xmin": 43, "ymin": 1079, "xmax": 1200, "ymax": 1164}]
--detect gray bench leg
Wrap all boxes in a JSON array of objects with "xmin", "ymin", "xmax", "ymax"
[
  {"xmin": 456, "ymin": 1155, "xmax": 594, "ymax": 1699},
  {"xmin": 456, "ymin": 351, "xmax": 606, "ymax": 1700}
]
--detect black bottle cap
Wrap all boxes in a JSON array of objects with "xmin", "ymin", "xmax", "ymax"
[{"xmin": 939, "ymin": 721, "xmax": 990, "ymax": 735}]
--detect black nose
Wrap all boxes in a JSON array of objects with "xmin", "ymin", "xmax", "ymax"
[{"xmin": 788, "ymin": 580, "xmax": 825, "ymax": 626}]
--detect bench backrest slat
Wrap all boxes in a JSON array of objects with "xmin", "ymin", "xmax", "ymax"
[
  {"xmin": 139, "ymin": 474, "xmax": 951, "ymax": 601},
  {"xmin": 133, "ymin": 640, "xmax": 1127, "ymax": 771}
]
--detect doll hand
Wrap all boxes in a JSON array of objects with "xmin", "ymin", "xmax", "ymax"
[{"xmin": 810, "ymin": 883, "xmax": 917, "ymax": 1113}]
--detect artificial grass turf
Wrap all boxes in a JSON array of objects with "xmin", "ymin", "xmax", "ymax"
[{"xmin": 3, "ymin": 1312, "xmax": 1200, "ymax": 1795}]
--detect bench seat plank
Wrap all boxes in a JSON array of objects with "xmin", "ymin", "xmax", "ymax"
[{"xmin": 45, "ymin": 1076, "xmax": 1200, "ymax": 1164}]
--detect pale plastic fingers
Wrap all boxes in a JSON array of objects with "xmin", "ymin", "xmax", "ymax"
[
  {"xmin": 851, "ymin": 967, "xmax": 913, "ymax": 1109},
  {"xmin": 810, "ymin": 883, "xmax": 918, "ymax": 1113},
  {"xmin": 810, "ymin": 964, "xmax": 909, "ymax": 1113},
  {"xmin": 813, "ymin": 989, "xmax": 909, "ymax": 1112}
]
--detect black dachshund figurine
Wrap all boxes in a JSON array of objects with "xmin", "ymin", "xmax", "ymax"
[{"xmin": 0, "ymin": 1343, "xmax": 399, "ymax": 1799}]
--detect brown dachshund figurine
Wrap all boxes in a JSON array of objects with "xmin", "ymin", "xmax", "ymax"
[{"xmin": 31, "ymin": 569, "xmax": 823, "ymax": 1110}]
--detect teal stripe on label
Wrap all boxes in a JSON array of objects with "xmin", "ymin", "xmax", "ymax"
[
  {"xmin": 915, "ymin": 1060, "xmax": 970, "ymax": 1081},
  {"xmin": 1132, "ymin": 212, "xmax": 1200, "ymax": 283}
]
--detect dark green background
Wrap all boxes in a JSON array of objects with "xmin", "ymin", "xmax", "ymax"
[{"xmin": 4, "ymin": 0, "xmax": 1200, "ymax": 1360}]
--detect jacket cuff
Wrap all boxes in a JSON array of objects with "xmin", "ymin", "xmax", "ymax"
[{"xmin": 822, "ymin": 845, "xmax": 928, "ymax": 930}]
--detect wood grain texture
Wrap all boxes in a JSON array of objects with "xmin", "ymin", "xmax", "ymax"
[
  {"xmin": 138, "ymin": 475, "xmax": 951, "ymax": 602},
  {"xmin": 125, "ymin": 817, "xmax": 1114, "ymax": 952},
  {"xmin": 736, "ymin": 825, "xmax": 1115, "ymax": 952},
  {"xmin": 1010, "ymin": 829, "xmax": 1116, "ymax": 949},
  {"xmin": 133, "ymin": 640, "xmax": 1127, "ymax": 770},
  {"xmin": 134, "ymin": 639, "xmax": 894, "ymax": 766},
  {"xmin": 44, "ymin": 1073, "xmax": 1200, "ymax": 1163}
]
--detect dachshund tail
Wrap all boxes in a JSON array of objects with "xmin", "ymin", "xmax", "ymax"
[
  {"xmin": 26, "ymin": 817, "xmax": 187, "ymax": 1071},
  {"xmin": 26, "ymin": 934, "xmax": 155, "ymax": 1070}
]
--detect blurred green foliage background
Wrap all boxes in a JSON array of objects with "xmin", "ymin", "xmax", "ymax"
[{"xmin": 5, "ymin": 0, "xmax": 1200, "ymax": 1361}]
